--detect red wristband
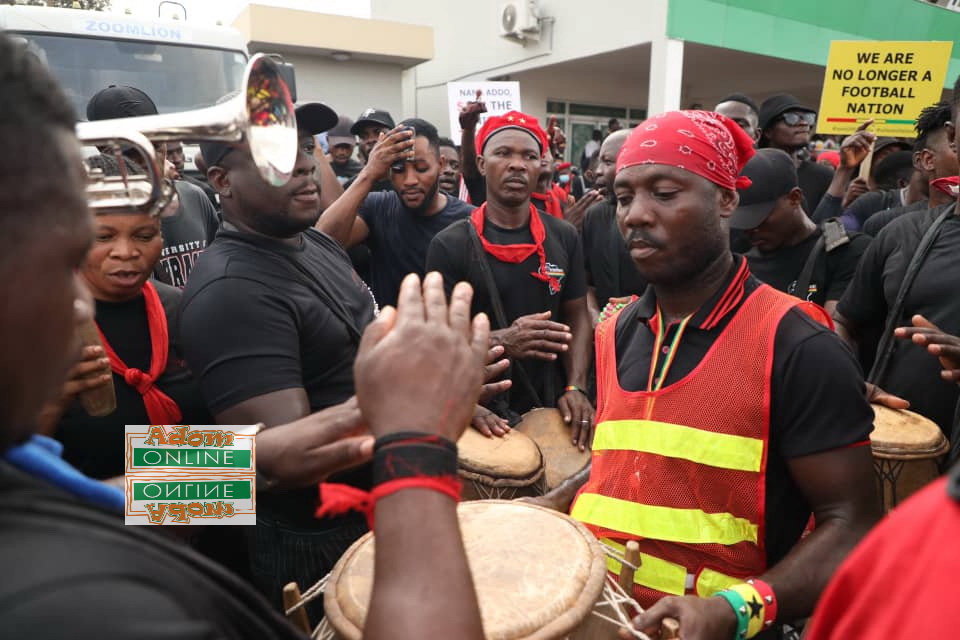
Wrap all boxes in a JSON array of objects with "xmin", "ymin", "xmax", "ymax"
[
  {"xmin": 747, "ymin": 578, "xmax": 778, "ymax": 629},
  {"xmin": 316, "ymin": 475, "xmax": 462, "ymax": 529}
]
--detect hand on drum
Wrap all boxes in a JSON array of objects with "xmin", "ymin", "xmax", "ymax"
[
  {"xmin": 493, "ymin": 311, "xmax": 572, "ymax": 361},
  {"xmin": 471, "ymin": 404, "xmax": 510, "ymax": 437},
  {"xmin": 559, "ymin": 389, "xmax": 594, "ymax": 451},
  {"xmin": 354, "ymin": 272, "xmax": 489, "ymax": 441},
  {"xmin": 626, "ymin": 595, "xmax": 735, "ymax": 640},
  {"xmin": 895, "ymin": 314, "xmax": 960, "ymax": 384},
  {"xmin": 865, "ymin": 382, "xmax": 910, "ymax": 410}
]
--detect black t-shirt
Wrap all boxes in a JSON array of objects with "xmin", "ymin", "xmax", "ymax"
[
  {"xmin": 614, "ymin": 257, "xmax": 873, "ymax": 565},
  {"xmin": 861, "ymin": 199, "xmax": 931, "ymax": 237},
  {"xmin": 358, "ymin": 191, "xmax": 473, "ymax": 307},
  {"xmin": 179, "ymin": 227, "xmax": 377, "ymax": 527},
  {"xmin": 154, "ymin": 180, "xmax": 220, "ymax": 289},
  {"xmin": 426, "ymin": 213, "xmax": 587, "ymax": 415},
  {"xmin": 56, "ymin": 282, "xmax": 211, "ymax": 480},
  {"xmin": 837, "ymin": 207, "xmax": 960, "ymax": 431},
  {"xmin": 332, "ymin": 158, "xmax": 363, "ymax": 185},
  {"xmin": 0, "ymin": 462, "xmax": 305, "ymax": 640},
  {"xmin": 745, "ymin": 227, "xmax": 871, "ymax": 306},
  {"xmin": 797, "ymin": 159, "xmax": 834, "ymax": 213},
  {"xmin": 841, "ymin": 189, "xmax": 903, "ymax": 231},
  {"xmin": 581, "ymin": 200, "xmax": 647, "ymax": 304}
]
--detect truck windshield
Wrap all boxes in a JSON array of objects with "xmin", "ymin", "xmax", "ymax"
[{"xmin": 18, "ymin": 33, "xmax": 247, "ymax": 118}]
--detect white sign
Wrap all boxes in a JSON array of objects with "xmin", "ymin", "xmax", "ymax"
[{"xmin": 447, "ymin": 81, "xmax": 522, "ymax": 145}]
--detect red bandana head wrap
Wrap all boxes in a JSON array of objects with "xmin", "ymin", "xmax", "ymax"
[
  {"xmin": 475, "ymin": 110, "xmax": 549, "ymax": 157},
  {"xmin": 616, "ymin": 110, "xmax": 756, "ymax": 190}
]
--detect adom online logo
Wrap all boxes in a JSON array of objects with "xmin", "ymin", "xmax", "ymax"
[{"xmin": 124, "ymin": 424, "xmax": 259, "ymax": 525}]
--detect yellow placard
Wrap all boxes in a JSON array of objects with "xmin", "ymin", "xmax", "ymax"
[{"xmin": 816, "ymin": 40, "xmax": 953, "ymax": 137}]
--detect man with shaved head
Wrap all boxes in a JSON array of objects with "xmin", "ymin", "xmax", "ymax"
[
  {"xmin": 427, "ymin": 111, "xmax": 595, "ymax": 445},
  {"xmin": 529, "ymin": 111, "xmax": 878, "ymax": 639},
  {"xmin": 581, "ymin": 129, "xmax": 646, "ymax": 322}
]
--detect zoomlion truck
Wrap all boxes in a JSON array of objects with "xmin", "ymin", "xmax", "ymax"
[{"xmin": 0, "ymin": 4, "xmax": 250, "ymax": 172}]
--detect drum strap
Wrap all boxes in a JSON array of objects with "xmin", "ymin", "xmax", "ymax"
[
  {"xmin": 868, "ymin": 202, "xmax": 956, "ymax": 386},
  {"xmin": 467, "ymin": 224, "xmax": 547, "ymax": 410}
]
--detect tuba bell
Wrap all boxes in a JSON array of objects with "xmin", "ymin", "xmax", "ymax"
[{"xmin": 76, "ymin": 53, "xmax": 298, "ymax": 216}]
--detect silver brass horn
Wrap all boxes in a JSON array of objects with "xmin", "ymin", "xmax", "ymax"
[{"xmin": 76, "ymin": 53, "xmax": 297, "ymax": 215}]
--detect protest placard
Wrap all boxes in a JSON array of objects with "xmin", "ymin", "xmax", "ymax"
[{"xmin": 447, "ymin": 81, "xmax": 522, "ymax": 144}]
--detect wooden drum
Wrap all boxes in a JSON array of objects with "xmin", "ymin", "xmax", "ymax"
[
  {"xmin": 870, "ymin": 404, "xmax": 949, "ymax": 512},
  {"xmin": 320, "ymin": 500, "xmax": 629, "ymax": 640},
  {"xmin": 456, "ymin": 428, "xmax": 546, "ymax": 501},
  {"xmin": 514, "ymin": 408, "xmax": 592, "ymax": 491}
]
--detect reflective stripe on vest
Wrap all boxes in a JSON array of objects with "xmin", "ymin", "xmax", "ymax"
[
  {"xmin": 572, "ymin": 493, "xmax": 760, "ymax": 545},
  {"xmin": 592, "ymin": 419, "xmax": 764, "ymax": 472},
  {"xmin": 602, "ymin": 539, "xmax": 743, "ymax": 597}
]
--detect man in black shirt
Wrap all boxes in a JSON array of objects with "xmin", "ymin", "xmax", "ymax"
[
  {"xmin": 758, "ymin": 94, "xmax": 834, "ymax": 212},
  {"xmin": 732, "ymin": 149, "xmax": 870, "ymax": 313},
  {"xmin": 426, "ymin": 111, "xmax": 595, "ymax": 446},
  {"xmin": 317, "ymin": 118, "xmax": 473, "ymax": 307},
  {"xmin": 528, "ymin": 110, "xmax": 877, "ymax": 636},
  {"xmin": 714, "ymin": 92, "xmax": 760, "ymax": 142},
  {"xmin": 581, "ymin": 128, "xmax": 646, "ymax": 321},
  {"xmin": 179, "ymin": 100, "xmax": 383, "ymax": 615}
]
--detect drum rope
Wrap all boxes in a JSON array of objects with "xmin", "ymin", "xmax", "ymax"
[
  {"xmin": 591, "ymin": 573, "xmax": 653, "ymax": 640},
  {"xmin": 598, "ymin": 540, "xmax": 639, "ymax": 572},
  {"xmin": 285, "ymin": 573, "xmax": 329, "ymax": 616}
]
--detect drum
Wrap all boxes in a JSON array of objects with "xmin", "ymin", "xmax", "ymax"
[
  {"xmin": 514, "ymin": 408, "xmax": 591, "ymax": 490},
  {"xmin": 456, "ymin": 428, "xmax": 546, "ymax": 501},
  {"xmin": 319, "ymin": 500, "xmax": 634, "ymax": 640},
  {"xmin": 870, "ymin": 404, "xmax": 949, "ymax": 512}
]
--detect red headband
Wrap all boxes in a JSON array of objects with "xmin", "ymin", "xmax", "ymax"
[
  {"xmin": 616, "ymin": 110, "xmax": 756, "ymax": 190},
  {"xmin": 556, "ymin": 161, "xmax": 572, "ymax": 170},
  {"xmin": 475, "ymin": 110, "xmax": 549, "ymax": 156}
]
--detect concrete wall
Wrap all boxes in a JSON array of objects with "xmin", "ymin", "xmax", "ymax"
[
  {"xmin": 282, "ymin": 53, "xmax": 405, "ymax": 124},
  {"xmin": 372, "ymin": 0, "xmax": 669, "ymax": 136}
]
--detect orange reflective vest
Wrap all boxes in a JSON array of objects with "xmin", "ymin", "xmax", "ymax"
[{"xmin": 570, "ymin": 284, "xmax": 829, "ymax": 606}]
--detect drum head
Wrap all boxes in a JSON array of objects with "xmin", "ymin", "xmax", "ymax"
[
  {"xmin": 515, "ymin": 408, "xmax": 591, "ymax": 490},
  {"xmin": 324, "ymin": 500, "xmax": 607, "ymax": 640},
  {"xmin": 457, "ymin": 428, "xmax": 544, "ymax": 481},
  {"xmin": 870, "ymin": 404, "xmax": 949, "ymax": 459}
]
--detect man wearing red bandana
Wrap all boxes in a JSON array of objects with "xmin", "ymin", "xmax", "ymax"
[
  {"xmin": 530, "ymin": 111, "xmax": 879, "ymax": 639},
  {"xmin": 427, "ymin": 111, "xmax": 595, "ymax": 447}
]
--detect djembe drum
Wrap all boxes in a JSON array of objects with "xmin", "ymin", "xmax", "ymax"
[
  {"xmin": 870, "ymin": 404, "xmax": 949, "ymax": 512},
  {"xmin": 456, "ymin": 428, "xmax": 546, "ymax": 501},
  {"xmin": 318, "ymin": 500, "xmax": 639, "ymax": 640},
  {"xmin": 514, "ymin": 408, "xmax": 591, "ymax": 490}
]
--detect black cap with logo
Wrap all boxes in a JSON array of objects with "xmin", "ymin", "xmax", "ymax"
[
  {"xmin": 350, "ymin": 107, "xmax": 395, "ymax": 135},
  {"xmin": 86, "ymin": 85, "xmax": 158, "ymax": 121}
]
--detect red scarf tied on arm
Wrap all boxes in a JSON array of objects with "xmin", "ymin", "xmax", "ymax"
[
  {"xmin": 471, "ymin": 203, "xmax": 562, "ymax": 294},
  {"xmin": 96, "ymin": 281, "xmax": 182, "ymax": 424}
]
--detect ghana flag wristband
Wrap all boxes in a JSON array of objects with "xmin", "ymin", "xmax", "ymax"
[
  {"xmin": 726, "ymin": 583, "xmax": 766, "ymax": 638},
  {"xmin": 564, "ymin": 385, "xmax": 588, "ymax": 396},
  {"xmin": 714, "ymin": 588, "xmax": 750, "ymax": 640},
  {"xmin": 747, "ymin": 578, "xmax": 778, "ymax": 630}
]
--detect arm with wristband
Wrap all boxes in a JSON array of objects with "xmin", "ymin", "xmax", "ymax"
[{"xmin": 320, "ymin": 272, "xmax": 487, "ymax": 640}]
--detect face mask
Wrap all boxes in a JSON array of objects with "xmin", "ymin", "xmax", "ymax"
[{"xmin": 558, "ymin": 174, "xmax": 570, "ymax": 185}]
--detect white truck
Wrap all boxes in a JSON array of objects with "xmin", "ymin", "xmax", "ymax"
[{"xmin": 0, "ymin": 4, "xmax": 251, "ymax": 171}]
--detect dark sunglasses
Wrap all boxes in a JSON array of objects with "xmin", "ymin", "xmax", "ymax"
[{"xmin": 779, "ymin": 111, "xmax": 816, "ymax": 127}]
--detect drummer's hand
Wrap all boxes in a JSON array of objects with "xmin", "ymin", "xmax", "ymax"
[
  {"xmin": 558, "ymin": 389, "xmax": 594, "ymax": 451},
  {"xmin": 256, "ymin": 397, "xmax": 374, "ymax": 491},
  {"xmin": 895, "ymin": 314, "xmax": 960, "ymax": 383},
  {"xmin": 626, "ymin": 595, "xmax": 735, "ymax": 640},
  {"xmin": 491, "ymin": 311, "xmax": 572, "ymax": 361},
  {"xmin": 865, "ymin": 382, "xmax": 910, "ymax": 410},
  {"xmin": 355, "ymin": 273, "xmax": 488, "ymax": 441},
  {"xmin": 470, "ymin": 405, "xmax": 510, "ymax": 438},
  {"xmin": 479, "ymin": 344, "xmax": 512, "ymax": 406}
]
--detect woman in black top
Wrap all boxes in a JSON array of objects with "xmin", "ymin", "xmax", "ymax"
[{"xmin": 48, "ymin": 208, "xmax": 211, "ymax": 480}]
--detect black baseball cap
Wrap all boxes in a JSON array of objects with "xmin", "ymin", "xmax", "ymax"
[
  {"xmin": 86, "ymin": 85, "xmax": 158, "ymax": 121},
  {"xmin": 874, "ymin": 137, "xmax": 912, "ymax": 155},
  {"xmin": 327, "ymin": 115, "xmax": 357, "ymax": 147},
  {"xmin": 295, "ymin": 102, "xmax": 338, "ymax": 136},
  {"xmin": 758, "ymin": 94, "xmax": 816, "ymax": 132},
  {"xmin": 350, "ymin": 107, "xmax": 395, "ymax": 135},
  {"xmin": 731, "ymin": 149, "xmax": 799, "ymax": 230}
]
